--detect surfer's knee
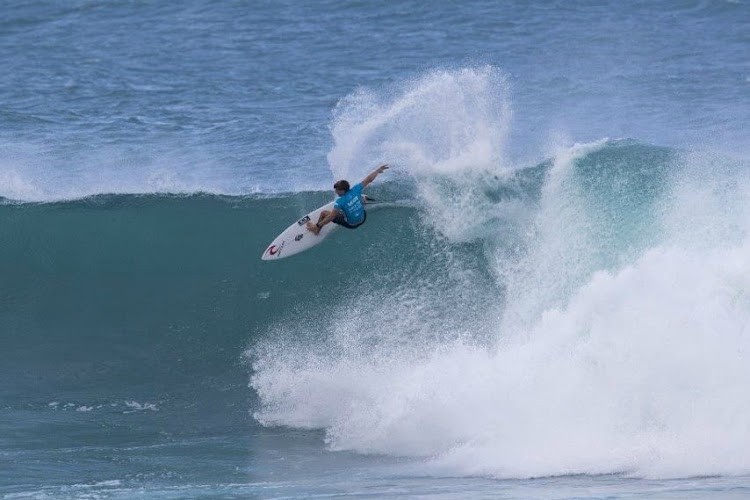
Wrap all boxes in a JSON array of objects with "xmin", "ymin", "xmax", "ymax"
[{"xmin": 318, "ymin": 211, "xmax": 330, "ymax": 222}]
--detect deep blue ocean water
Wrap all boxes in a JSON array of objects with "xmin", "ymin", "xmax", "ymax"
[{"xmin": 2, "ymin": 1, "xmax": 750, "ymax": 498}]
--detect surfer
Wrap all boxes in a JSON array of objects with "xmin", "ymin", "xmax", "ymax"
[{"xmin": 307, "ymin": 163, "xmax": 389, "ymax": 235}]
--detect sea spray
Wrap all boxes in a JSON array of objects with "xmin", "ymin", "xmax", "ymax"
[
  {"xmin": 0, "ymin": 142, "xmax": 256, "ymax": 202},
  {"xmin": 328, "ymin": 66, "xmax": 512, "ymax": 241}
]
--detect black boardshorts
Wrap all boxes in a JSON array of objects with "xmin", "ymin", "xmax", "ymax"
[{"xmin": 333, "ymin": 211, "xmax": 366, "ymax": 229}]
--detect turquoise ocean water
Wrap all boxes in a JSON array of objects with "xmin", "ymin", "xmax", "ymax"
[{"xmin": 2, "ymin": 1, "xmax": 750, "ymax": 498}]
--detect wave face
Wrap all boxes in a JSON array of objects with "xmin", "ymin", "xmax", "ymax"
[
  {"xmin": 247, "ymin": 75, "xmax": 750, "ymax": 480},
  {"xmin": 4, "ymin": 139, "xmax": 750, "ymax": 482},
  {"xmin": 4, "ymin": 66, "xmax": 750, "ymax": 484}
]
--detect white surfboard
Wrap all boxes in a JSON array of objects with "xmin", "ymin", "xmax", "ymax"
[{"xmin": 261, "ymin": 201, "xmax": 339, "ymax": 260}]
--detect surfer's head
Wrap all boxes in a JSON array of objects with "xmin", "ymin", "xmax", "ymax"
[{"xmin": 334, "ymin": 180, "xmax": 350, "ymax": 195}]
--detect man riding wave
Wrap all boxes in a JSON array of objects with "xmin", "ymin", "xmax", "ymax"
[{"xmin": 307, "ymin": 163, "xmax": 389, "ymax": 235}]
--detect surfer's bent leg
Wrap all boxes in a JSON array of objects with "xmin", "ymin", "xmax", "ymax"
[{"xmin": 317, "ymin": 210, "xmax": 330, "ymax": 223}]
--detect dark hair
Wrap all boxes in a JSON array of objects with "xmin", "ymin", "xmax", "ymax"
[{"xmin": 334, "ymin": 180, "xmax": 350, "ymax": 192}]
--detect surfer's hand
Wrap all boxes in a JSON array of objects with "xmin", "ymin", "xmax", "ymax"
[
  {"xmin": 376, "ymin": 163, "xmax": 389, "ymax": 174},
  {"xmin": 306, "ymin": 221, "xmax": 320, "ymax": 235}
]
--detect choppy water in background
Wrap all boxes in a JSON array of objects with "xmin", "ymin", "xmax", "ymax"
[
  {"xmin": 2, "ymin": 0, "xmax": 748, "ymax": 200},
  {"xmin": 2, "ymin": 0, "xmax": 750, "ymax": 498}
]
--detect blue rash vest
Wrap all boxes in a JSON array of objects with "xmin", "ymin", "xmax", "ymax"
[{"xmin": 334, "ymin": 183, "xmax": 365, "ymax": 225}]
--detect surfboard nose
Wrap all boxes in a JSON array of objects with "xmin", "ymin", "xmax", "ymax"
[{"xmin": 262, "ymin": 244, "xmax": 278, "ymax": 260}]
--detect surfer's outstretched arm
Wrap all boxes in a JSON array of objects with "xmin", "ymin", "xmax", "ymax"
[{"xmin": 360, "ymin": 164, "xmax": 389, "ymax": 188}]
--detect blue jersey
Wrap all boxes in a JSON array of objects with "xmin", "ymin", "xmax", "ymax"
[{"xmin": 334, "ymin": 183, "xmax": 365, "ymax": 225}]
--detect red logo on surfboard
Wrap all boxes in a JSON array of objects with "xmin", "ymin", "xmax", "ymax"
[{"xmin": 267, "ymin": 245, "xmax": 279, "ymax": 256}]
